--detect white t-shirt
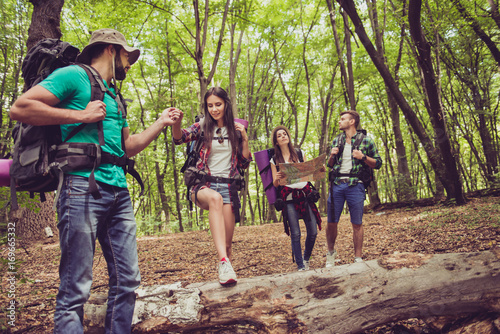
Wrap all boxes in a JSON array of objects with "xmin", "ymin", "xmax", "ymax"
[
  {"xmin": 339, "ymin": 142, "xmax": 352, "ymax": 178},
  {"xmin": 208, "ymin": 126, "xmax": 232, "ymax": 177}
]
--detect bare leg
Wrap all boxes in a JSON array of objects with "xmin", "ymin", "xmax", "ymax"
[
  {"xmin": 326, "ymin": 222, "xmax": 338, "ymax": 252},
  {"xmin": 352, "ymin": 223, "xmax": 364, "ymax": 258},
  {"xmin": 222, "ymin": 204, "xmax": 235, "ymax": 260},
  {"xmin": 193, "ymin": 188, "xmax": 227, "ymax": 261}
]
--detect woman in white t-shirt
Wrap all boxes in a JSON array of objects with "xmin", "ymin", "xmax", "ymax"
[
  {"xmin": 172, "ymin": 87, "xmax": 251, "ymax": 286},
  {"xmin": 270, "ymin": 126, "xmax": 322, "ymax": 271}
]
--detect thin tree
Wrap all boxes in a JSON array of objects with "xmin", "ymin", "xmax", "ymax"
[{"xmin": 336, "ymin": 0, "xmax": 466, "ymax": 204}]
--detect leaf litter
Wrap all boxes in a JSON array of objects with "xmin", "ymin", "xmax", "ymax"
[{"xmin": 1, "ymin": 196, "xmax": 499, "ymax": 333}]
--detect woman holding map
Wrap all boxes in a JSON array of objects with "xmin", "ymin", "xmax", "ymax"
[{"xmin": 270, "ymin": 125, "xmax": 322, "ymax": 271}]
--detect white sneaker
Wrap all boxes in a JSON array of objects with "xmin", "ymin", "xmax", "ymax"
[
  {"xmin": 304, "ymin": 260, "xmax": 310, "ymax": 270},
  {"xmin": 354, "ymin": 257, "xmax": 363, "ymax": 263},
  {"xmin": 325, "ymin": 250, "xmax": 337, "ymax": 268},
  {"xmin": 218, "ymin": 258, "xmax": 237, "ymax": 286}
]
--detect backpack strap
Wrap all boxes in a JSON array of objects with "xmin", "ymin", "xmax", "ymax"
[
  {"xmin": 296, "ymin": 148, "xmax": 304, "ymax": 163},
  {"xmin": 77, "ymin": 64, "xmax": 128, "ymax": 119},
  {"xmin": 52, "ymin": 65, "xmax": 143, "ymax": 207},
  {"xmin": 329, "ymin": 131, "xmax": 368, "ymax": 181},
  {"xmin": 79, "ymin": 64, "xmax": 144, "ymax": 196}
]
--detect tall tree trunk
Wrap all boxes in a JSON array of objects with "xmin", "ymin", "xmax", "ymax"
[
  {"xmin": 10, "ymin": 0, "xmax": 65, "ymax": 242},
  {"xmin": 336, "ymin": 0, "xmax": 465, "ymax": 204},
  {"xmin": 26, "ymin": 0, "xmax": 64, "ymax": 51},
  {"xmin": 316, "ymin": 73, "xmax": 337, "ymax": 212},
  {"xmin": 325, "ymin": 0, "xmax": 354, "ymax": 109},
  {"xmin": 194, "ymin": 0, "xmax": 230, "ymax": 110},
  {"xmin": 342, "ymin": 10, "xmax": 356, "ymax": 110},
  {"xmin": 297, "ymin": 3, "xmax": 320, "ymax": 147},
  {"xmin": 367, "ymin": 0, "xmax": 414, "ymax": 202},
  {"xmin": 408, "ymin": 0, "xmax": 465, "ymax": 204},
  {"xmin": 165, "ymin": 19, "xmax": 183, "ymax": 231},
  {"xmin": 452, "ymin": 0, "xmax": 500, "ymax": 69},
  {"xmin": 487, "ymin": 0, "xmax": 500, "ymax": 30},
  {"xmin": 228, "ymin": 5, "xmax": 246, "ymax": 117}
]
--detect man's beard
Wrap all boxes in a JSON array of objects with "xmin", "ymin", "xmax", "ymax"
[{"xmin": 114, "ymin": 56, "xmax": 127, "ymax": 80}]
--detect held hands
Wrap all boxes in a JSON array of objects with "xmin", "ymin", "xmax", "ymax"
[{"xmin": 161, "ymin": 107, "xmax": 183, "ymax": 127}]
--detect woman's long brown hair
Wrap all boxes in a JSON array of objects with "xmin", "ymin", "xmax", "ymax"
[
  {"xmin": 202, "ymin": 87, "xmax": 238, "ymax": 154},
  {"xmin": 272, "ymin": 126, "xmax": 299, "ymax": 165}
]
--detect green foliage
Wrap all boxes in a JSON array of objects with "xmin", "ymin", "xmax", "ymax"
[{"xmin": 2, "ymin": 0, "xmax": 498, "ymax": 235}]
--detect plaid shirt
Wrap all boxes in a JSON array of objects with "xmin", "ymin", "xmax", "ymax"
[
  {"xmin": 173, "ymin": 122, "xmax": 252, "ymax": 206},
  {"xmin": 330, "ymin": 131, "xmax": 382, "ymax": 187}
]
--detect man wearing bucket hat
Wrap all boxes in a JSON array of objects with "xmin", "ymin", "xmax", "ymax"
[{"xmin": 10, "ymin": 29, "xmax": 181, "ymax": 333}]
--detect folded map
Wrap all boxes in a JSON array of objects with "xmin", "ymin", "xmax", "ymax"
[{"xmin": 278, "ymin": 153, "xmax": 326, "ymax": 185}]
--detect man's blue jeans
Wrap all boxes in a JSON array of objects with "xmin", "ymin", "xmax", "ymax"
[
  {"xmin": 285, "ymin": 203, "xmax": 318, "ymax": 269},
  {"xmin": 54, "ymin": 175, "xmax": 141, "ymax": 334}
]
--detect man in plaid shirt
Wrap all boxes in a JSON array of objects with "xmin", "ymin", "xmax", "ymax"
[{"xmin": 325, "ymin": 110, "xmax": 382, "ymax": 267}]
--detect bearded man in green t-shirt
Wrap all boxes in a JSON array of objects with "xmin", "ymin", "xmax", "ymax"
[{"xmin": 10, "ymin": 29, "xmax": 181, "ymax": 334}]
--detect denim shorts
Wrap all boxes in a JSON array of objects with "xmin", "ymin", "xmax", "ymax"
[
  {"xmin": 327, "ymin": 182, "xmax": 366, "ymax": 225},
  {"xmin": 210, "ymin": 182, "xmax": 231, "ymax": 204}
]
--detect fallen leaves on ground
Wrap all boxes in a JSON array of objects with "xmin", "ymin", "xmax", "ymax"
[{"xmin": 1, "ymin": 196, "xmax": 499, "ymax": 333}]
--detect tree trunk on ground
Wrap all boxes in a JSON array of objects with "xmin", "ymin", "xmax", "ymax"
[{"xmin": 84, "ymin": 248, "xmax": 500, "ymax": 333}]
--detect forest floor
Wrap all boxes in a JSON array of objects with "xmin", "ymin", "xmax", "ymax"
[{"xmin": 1, "ymin": 195, "xmax": 499, "ymax": 333}]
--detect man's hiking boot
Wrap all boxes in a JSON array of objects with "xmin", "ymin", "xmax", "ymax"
[
  {"xmin": 304, "ymin": 260, "xmax": 310, "ymax": 270},
  {"xmin": 218, "ymin": 258, "xmax": 237, "ymax": 286},
  {"xmin": 325, "ymin": 250, "xmax": 337, "ymax": 268}
]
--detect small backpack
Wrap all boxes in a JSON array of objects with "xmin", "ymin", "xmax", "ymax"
[
  {"xmin": 179, "ymin": 119, "xmax": 246, "ymax": 222},
  {"xmin": 9, "ymin": 38, "xmax": 144, "ymax": 210},
  {"xmin": 328, "ymin": 130, "xmax": 374, "ymax": 190}
]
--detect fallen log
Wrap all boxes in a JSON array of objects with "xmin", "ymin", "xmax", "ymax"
[{"xmin": 84, "ymin": 248, "xmax": 500, "ymax": 333}]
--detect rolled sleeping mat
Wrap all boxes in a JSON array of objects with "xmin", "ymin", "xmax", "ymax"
[
  {"xmin": 0, "ymin": 159, "xmax": 12, "ymax": 187},
  {"xmin": 254, "ymin": 149, "xmax": 276, "ymax": 205}
]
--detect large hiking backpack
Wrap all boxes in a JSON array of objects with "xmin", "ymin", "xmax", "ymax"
[
  {"xmin": 328, "ymin": 130, "xmax": 374, "ymax": 190},
  {"xmin": 9, "ymin": 38, "xmax": 144, "ymax": 210}
]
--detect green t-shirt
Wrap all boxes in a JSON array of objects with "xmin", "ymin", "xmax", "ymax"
[{"xmin": 39, "ymin": 65, "xmax": 129, "ymax": 188}]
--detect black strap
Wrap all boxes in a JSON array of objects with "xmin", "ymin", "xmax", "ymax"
[
  {"xmin": 330, "ymin": 132, "xmax": 367, "ymax": 180},
  {"xmin": 78, "ymin": 64, "xmax": 128, "ymax": 119},
  {"xmin": 78, "ymin": 64, "xmax": 143, "ymax": 197},
  {"xmin": 124, "ymin": 159, "xmax": 145, "ymax": 196}
]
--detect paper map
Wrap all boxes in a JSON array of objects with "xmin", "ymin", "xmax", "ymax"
[{"xmin": 278, "ymin": 153, "xmax": 326, "ymax": 185}]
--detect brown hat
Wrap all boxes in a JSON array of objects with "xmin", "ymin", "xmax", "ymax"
[
  {"xmin": 271, "ymin": 125, "xmax": 292, "ymax": 146},
  {"xmin": 77, "ymin": 28, "xmax": 140, "ymax": 65}
]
